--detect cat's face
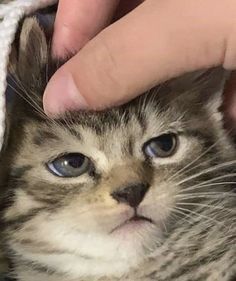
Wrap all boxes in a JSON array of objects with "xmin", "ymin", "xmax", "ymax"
[
  {"xmin": 1, "ymin": 17, "xmax": 235, "ymax": 278},
  {"xmin": 4, "ymin": 96, "xmax": 233, "ymax": 273}
]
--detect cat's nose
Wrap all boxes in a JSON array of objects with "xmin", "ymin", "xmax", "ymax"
[{"xmin": 111, "ymin": 183, "xmax": 150, "ymax": 208}]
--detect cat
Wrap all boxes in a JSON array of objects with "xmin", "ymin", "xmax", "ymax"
[{"xmin": 0, "ymin": 15, "xmax": 235, "ymax": 281}]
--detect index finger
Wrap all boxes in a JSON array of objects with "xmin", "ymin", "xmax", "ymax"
[{"xmin": 53, "ymin": 0, "xmax": 119, "ymax": 57}]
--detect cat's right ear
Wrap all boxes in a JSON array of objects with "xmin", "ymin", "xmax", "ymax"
[
  {"xmin": 19, "ymin": 17, "xmax": 48, "ymax": 84},
  {"xmin": 5, "ymin": 16, "xmax": 52, "ymax": 131}
]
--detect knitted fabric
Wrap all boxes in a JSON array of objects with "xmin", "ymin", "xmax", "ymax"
[{"xmin": 0, "ymin": 0, "xmax": 57, "ymax": 149}]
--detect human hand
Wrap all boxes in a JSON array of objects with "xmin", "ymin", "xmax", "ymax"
[{"xmin": 43, "ymin": 0, "xmax": 236, "ymax": 123}]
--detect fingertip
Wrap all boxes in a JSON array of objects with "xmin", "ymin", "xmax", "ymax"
[
  {"xmin": 43, "ymin": 69, "xmax": 89, "ymax": 116},
  {"xmin": 52, "ymin": 0, "xmax": 119, "ymax": 58},
  {"xmin": 52, "ymin": 24, "xmax": 87, "ymax": 59},
  {"xmin": 52, "ymin": 0, "xmax": 86, "ymax": 57}
]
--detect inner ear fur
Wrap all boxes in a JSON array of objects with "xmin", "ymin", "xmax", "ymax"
[{"xmin": 17, "ymin": 17, "xmax": 48, "ymax": 85}]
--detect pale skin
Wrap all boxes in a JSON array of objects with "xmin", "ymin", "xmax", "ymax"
[{"xmin": 43, "ymin": 0, "xmax": 236, "ymax": 127}]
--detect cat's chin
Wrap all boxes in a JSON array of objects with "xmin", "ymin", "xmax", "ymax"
[
  {"xmin": 112, "ymin": 221, "xmax": 162, "ymax": 258},
  {"xmin": 71, "ymin": 224, "xmax": 162, "ymax": 278},
  {"xmin": 16, "ymin": 224, "xmax": 161, "ymax": 279},
  {"xmin": 15, "ymin": 218, "xmax": 162, "ymax": 279}
]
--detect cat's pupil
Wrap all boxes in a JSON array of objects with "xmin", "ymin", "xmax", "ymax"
[
  {"xmin": 67, "ymin": 156, "xmax": 84, "ymax": 168},
  {"xmin": 154, "ymin": 134, "xmax": 173, "ymax": 151}
]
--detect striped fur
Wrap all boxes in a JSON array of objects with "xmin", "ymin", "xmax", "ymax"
[{"xmin": 0, "ymin": 16, "xmax": 235, "ymax": 281}]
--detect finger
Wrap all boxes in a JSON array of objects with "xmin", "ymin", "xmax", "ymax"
[
  {"xmin": 53, "ymin": 0, "xmax": 119, "ymax": 57},
  {"xmin": 44, "ymin": 0, "xmax": 236, "ymax": 115}
]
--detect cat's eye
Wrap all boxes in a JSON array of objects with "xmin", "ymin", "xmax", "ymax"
[
  {"xmin": 47, "ymin": 153, "xmax": 91, "ymax": 177},
  {"xmin": 143, "ymin": 133, "xmax": 178, "ymax": 158}
]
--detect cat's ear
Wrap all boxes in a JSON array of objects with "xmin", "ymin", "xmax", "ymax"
[
  {"xmin": 6, "ymin": 16, "xmax": 50, "ymax": 122},
  {"xmin": 169, "ymin": 68, "xmax": 228, "ymax": 102},
  {"xmin": 17, "ymin": 17, "xmax": 48, "ymax": 84},
  {"xmin": 160, "ymin": 68, "xmax": 229, "ymax": 114}
]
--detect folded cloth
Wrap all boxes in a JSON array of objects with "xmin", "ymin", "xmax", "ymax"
[{"xmin": 0, "ymin": 0, "xmax": 57, "ymax": 150}]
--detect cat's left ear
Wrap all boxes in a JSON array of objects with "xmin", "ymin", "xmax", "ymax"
[
  {"xmin": 169, "ymin": 68, "xmax": 228, "ymax": 104},
  {"xmin": 168, "ymin": 68, "xmax": 230, "ymax": 112}
]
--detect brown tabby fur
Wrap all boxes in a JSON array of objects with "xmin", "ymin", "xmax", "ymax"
[{"xmin": 0, "ymin": 16, "xmax": 235, "ymax": 281}]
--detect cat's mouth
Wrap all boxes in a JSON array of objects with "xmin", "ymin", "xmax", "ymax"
[{"xmin": 110, "ymin": 214, "xmax": 154, "ymax": 234}]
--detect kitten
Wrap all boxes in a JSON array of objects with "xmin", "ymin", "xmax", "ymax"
[{"xmin": 0, "ymin": 16, "xmax": 235, "ymax": 281}]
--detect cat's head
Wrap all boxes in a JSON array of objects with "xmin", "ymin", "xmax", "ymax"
[{"xmin": 1, "ymin": 17, "xmax": 235, "ymax": 278}]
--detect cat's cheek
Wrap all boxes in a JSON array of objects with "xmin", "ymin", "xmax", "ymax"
[
  {"xmin": 140, "ymin": 181, "xmax": 178, "ymax": 225},
  {"xmin": 3, "ymin": 189, "xmax": 45, "ymax": 221}
]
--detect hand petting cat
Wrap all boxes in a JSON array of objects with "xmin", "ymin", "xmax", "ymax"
[{"xmin": 43, "ymin": 0, "xmax": 236, "ymax": 125}]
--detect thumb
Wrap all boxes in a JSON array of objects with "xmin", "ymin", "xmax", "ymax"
[{"xmin": 44, "ymin": 0, "xmax": 236, "ymax": 115}]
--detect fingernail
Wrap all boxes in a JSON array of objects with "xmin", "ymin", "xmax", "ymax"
[{"xmin": 43, "ymin": 71, "xmax": 88, "ymax": 116}]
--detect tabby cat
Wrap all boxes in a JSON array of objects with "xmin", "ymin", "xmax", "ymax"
[{"xmin": 0, "ymin": 15, "xmax": 235, "ymax": 281}]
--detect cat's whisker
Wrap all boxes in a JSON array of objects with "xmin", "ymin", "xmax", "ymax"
[
  {"xmin": 176, "ymin": 201, "xmax": 235, "ymax": 215},
  {"xmin": 180, "ymin": 172, "xmax": 236, "ymax": 190},
  {"xmin": 7, "ymin": 75, "xmax": 56, "ymax": 124},
  {"xmin": 171, "ymin": 207, "xmax": 207, "ymax": 226},
  {"xmin": 8, "ymin": 75, "xmax": 27, "ymax": 95},
  {"xmin": 168, "ymin": 116, "xmax": 234, "ymax": 182},
  {"xmin": 8, "ymin": 74, "xmax": 70, "ymax": 130},
  {"xmin": 173, "ymin": 206, "xmax": 222, "ymax": 226},
  {"xmin": 169, "ymin": 153, "xmax": 224, "ymax": 183},
  {"xmin": 178, "ymin": 173, "xmax": 236, "ymax": 194},
  {"xmin": 7, "ymin": 82, "xmax": 47, "ymax": 120},
  {"xmin": 167, "ymin": 211, "xmax": 183, "ymax": 222},
  {"xmin": 169, "ymin": 141, "xmax": 221, "ymax": 182},
  {"xmin": 169, "ymin": 131, "xmax": 235, "ymax": 183},
  {"xmin": 180, "ymin": 181, "xmax": 236, "ymax": 194},
  {"xmin": 10, "ymin": 75, "xmax": 44, "ymax": 111},
  {"xmin": 176, "ymin": 160, "xmax": 236, "ymax": 186},
  {"xmin": 166, "ymin": 207, "xmax": 196, "ymax": 227},
  {"xmin": 176, "ymin": 191, "xmax": 236, "ymax": 200},
  {"xmin": 62, "ymin": 114, "xmax": 78, "ymax": 133}
]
